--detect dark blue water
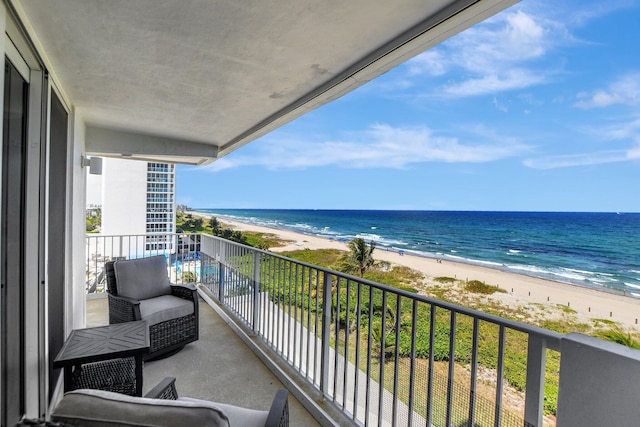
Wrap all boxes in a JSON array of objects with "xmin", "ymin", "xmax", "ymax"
[{"xmin": 197, "ymin": 209, "xmax": 640, "ymax": 296}]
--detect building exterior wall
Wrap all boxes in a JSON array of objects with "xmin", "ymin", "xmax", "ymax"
[
  {"xmin": 145, "ymin": 162, "xmax": 176, "ymax": 252},
  {"xmin": 101, "ymin": 158, "xmax": 148, "ymax": 236},
  {"xmin": 98, "ymin": 158, "xmax": 176, "ymax": 258}
]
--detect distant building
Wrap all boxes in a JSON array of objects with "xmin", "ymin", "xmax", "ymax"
[{"xmin": 90, "ymin": 158, "xmax": 176, "ymax": 257}]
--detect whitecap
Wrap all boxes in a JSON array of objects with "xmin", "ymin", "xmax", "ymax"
[
  {"xmin": 356, "ymin": 233, "xmax": 381, "ymax": 241},
  {"xmin": 507, "ymin": 264, "xmax": 553, "ymax": 275},
  {"xmin": 562, "ymin": 267, "xmax": 596, "ymax": 276},
  {"xmin": 473, "ymin": 259, "xmax": 504, "ymax": 268}
]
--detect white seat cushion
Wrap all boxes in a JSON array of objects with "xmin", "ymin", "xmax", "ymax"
[
  {"xmin": 140, "ymin": 295, "xmax": 194, "ymax": 326},
  {"xmin": 52, "ymin": 389, "xmax": 230, "ymax": 427}
]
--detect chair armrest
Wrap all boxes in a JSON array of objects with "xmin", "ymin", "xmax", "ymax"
[
  {"xmin": 144, "ymin": 377, "xmax": 178, "ymax": 400},
  {"xmin": 265, "ymin": 389, "xmax": 289, "ymax": 427},
  {"xmin": 107, "ymin": 293, "xmax": 141, "ymax": 323},
  {"xmin": 170, "ymin": 283, "xmax": 198, "ymax": 300}
]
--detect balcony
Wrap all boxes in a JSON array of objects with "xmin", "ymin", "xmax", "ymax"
[
  {"xmin": 85, "ymin": 297, "xmax": 320, "ymax": 425},
  {"xmin": 86, "ymin": 233, "xmax": 640, "ymax": 427}
]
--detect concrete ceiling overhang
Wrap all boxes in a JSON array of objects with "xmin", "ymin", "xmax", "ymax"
[{"xmin": 10, "ymin": 0, "xmax": 517, "ymax": 165}]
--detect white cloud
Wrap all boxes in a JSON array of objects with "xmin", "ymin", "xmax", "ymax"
[
  {"xmin": 574, "ymin": 73, "xmax": 640, "ymax": 108},
  {"xmin": 407, "ymin": 50, "xmax": 447, "ymax": 76},
  {"xmin": 628, "ymin": 144, "xmax": 640, "ymax": 159},
  {"xmin": 405, "ymin": 8, "xmax": 559, "ymax": 97},
  {"xmin": 492, "ymin": 97, "xmax": 508, "ymax": 112},
  {"xmin": 524, "ymin": 113, "xmax": 640, "ymax": 169},
  {"xmin": 403, "ymin": 1, "xmax": 632, "ymax": 99},
  {"xmin": 206, "ymin": 124, "xmax": 530, "ymax": 172},
  {"xmin": 597, "ymin": 118, "xmax": 640, "ymax": 140},
  {"xmin": 523, "ymin": 150, "xmax": 631, "ymax": 169},
  {"xmin": 441, "ymin": 70, "xmax": 546, "ymax": 97}
]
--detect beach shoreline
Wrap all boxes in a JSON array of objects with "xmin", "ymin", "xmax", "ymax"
[{"xmin": 191, "ymin": 210, "xmax": 640, "ymax": 330}]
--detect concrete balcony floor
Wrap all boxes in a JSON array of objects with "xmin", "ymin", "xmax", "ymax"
[{"xmin": 86, "ymin": 296, "xmax": 320, "ymax": 426}]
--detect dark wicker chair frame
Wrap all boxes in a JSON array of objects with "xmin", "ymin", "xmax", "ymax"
[{"xmin": 105, "ymin": 261, "xmax": 199, "ymax": 361}]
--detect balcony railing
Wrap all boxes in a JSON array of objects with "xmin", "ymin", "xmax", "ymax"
[
  {"xmin": 85, "ymin": 233, "xmax": 201, "ymax": 294},
  {"xmin": 85, "ymin": 233, "xmax": 637, "ymax": 427},
  {"xmin": 197, "ymin": 234, "xmax": 563, "ymax": 427}
]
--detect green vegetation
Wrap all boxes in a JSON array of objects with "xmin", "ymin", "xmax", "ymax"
[
  {"xmin": 464, "ymin": 279, "xmax": 507, "ymax": 295},
  {"xmin": 338, "ymin": 238, "xmax": 390, "ymax": 277},
  {"xmin": 176, "ymin": 212, "xmax": 288, "ymax": 249},
  {"xmin": 555, "ymin": 304, "xmax": 577, "ymax": 315},
  {"xmin": 592, "ymin": 318, "xmax": 617, "ymax": 327},
  {"xmin": 598, "ymin": 327, "xmax": 640, "ymax": 349},
  {"xmin": 86, "ymin": 208, "xmax": 101, "ymax": 233},
  {"xmin": 181, "ymin": 271, "xmax": 197, "ymax": 283}
]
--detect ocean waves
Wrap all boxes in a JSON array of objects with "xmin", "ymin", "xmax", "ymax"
[{"xmin": 199, "ymin": 209, "xmax": 640, "ymax": 295}]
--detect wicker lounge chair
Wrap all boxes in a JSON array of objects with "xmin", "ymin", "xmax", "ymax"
[{"xmin": 105, "ymin": 255, "xmax": 199, "ymax": 360}]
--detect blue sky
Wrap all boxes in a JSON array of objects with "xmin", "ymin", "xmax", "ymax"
[{"xmin": 177, "ymin": 0, "xmax": 640, "ymax": 212}]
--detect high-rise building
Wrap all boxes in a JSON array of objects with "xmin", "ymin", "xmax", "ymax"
[{"xmin": 95, "ymin": 158, "xmax": 176, "ymax": 257}]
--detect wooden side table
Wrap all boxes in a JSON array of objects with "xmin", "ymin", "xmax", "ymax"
[{"xmin": 53, "ymin": 320, "xmax": 149, "ymax": 396}]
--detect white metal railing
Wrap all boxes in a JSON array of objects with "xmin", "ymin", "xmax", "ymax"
[
  {"xmin": 85, "ymin": 233, "xmax": 201, "ymax": 294},
  {"xmin": 85, "ymin": 232, "xmax": 640, "ymax": 426},
  {"xmin": 197, "ymin": 234, "xmax": 562, "ymax": 427}
]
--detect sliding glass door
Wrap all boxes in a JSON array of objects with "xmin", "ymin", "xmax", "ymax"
[{"xmin": 2, "ymin": 57, "xmax": 29, "ymax": 427}]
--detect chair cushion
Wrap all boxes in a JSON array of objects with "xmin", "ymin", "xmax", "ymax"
[
  {"xmin": 51, "ymin": 389, "xmax": 231, "ymax": 427},
  {"xmin": 180, "ymin": 397, "xmax": 269, "ymax": 427},
  {"xmin": 114, "ymin": 255, "xmax": 172, "ymax": 301},
  {"xmin": 140, "ymin": 295, "xmax": 195, "ymax": 326}
]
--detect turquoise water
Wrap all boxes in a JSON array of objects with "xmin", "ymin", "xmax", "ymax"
[{"xmin": 197, "ymin": 209, "xmax": 640, "ymax": 296}]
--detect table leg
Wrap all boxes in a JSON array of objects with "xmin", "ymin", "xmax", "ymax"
[
  {"xmin": 63, "ymin": 366, "xmax": 75, "ymax": 392},
  {"xmin": 135, "ymin": 354, "xmax": 144, "ymax": 396}
]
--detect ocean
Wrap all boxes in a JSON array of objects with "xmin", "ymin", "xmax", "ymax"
[{"xmin": 196, "ymin": 209, "xmax": 640, "ymax": 297}]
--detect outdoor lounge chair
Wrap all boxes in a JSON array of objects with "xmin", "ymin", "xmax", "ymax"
[
  {"xmin": 105, "ymin": 255, "xmax": 199, "ymax": 360},
  {"xmin": 20, "ymin": 377, "xmax": 288, "ymax": 426}
]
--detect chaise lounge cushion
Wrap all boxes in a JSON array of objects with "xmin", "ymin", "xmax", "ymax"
[
  {"xmin": 52, "ymin": 389, "xmax": 231, "ymax": 427},
  {"xmin": 114, "ymin": 255, "xmax": 172, "ymax": 301},
  {"xmin": 140, "ymin": 295, "xmax": 195, "ymax": 326}
]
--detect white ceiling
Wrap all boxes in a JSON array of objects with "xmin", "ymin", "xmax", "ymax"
[{"xmin": 12, "ymin": 0, "xmax": 517, "ymax": 165}]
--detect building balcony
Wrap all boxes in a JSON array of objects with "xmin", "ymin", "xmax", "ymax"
[
  {"xmin": 85, "ymin": 233, "xmax": 640, "ymax": 427},
  {"xmin": 85, "ymin": 298, "xmax": 320, "ymax": 425}
]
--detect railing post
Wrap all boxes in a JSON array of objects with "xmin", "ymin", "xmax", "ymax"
[
  {"xmin": 524, "ymin": 334, "xmax": 546, "ymax": 427},
  {"xmin": 217, "ymin": 240, "xmax": 227, "ymax": 303},
  {"xmin": 219, "ymin": 263, "xmax": 225, "ymax": 303},
  {"xmin": 253, "ymin": 252, "xmax": 261, "ymax": 333},
  {"xmin": 320, "ymin": 273, "xmax": 332, "ymax": 396}
]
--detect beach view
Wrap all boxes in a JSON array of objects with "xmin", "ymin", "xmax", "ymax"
[
  {"xmin": 163, "ymin": 207, "xmax": 639, "ymax": 425},
  {"xmin": 192, "ymin": 209, "xmax": 640, "ymax": 332}
]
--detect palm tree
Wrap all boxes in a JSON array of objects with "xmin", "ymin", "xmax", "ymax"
[{"xmin": 340, "ymin": 238, "xmax": 380, "ymax": 277}]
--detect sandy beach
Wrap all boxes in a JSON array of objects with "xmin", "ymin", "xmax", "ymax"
[{"xmin": 195, "ymin": 212, "xmax": 640, "ymax": 330}]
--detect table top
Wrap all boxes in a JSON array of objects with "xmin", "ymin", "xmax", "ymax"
[{"xmin": 53, "ymin": 321, "xmax": 149, "ymax": 367}]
